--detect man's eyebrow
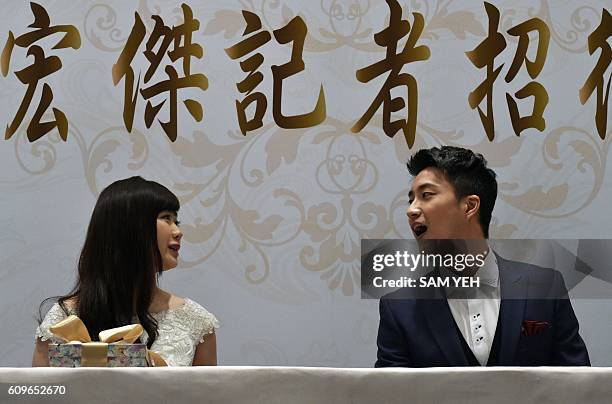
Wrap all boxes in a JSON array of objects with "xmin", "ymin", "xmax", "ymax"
[{"xmin": 408, "ymin": 182, "xmax": 439, "ymax": 196}]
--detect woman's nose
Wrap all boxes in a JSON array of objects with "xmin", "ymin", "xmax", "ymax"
[{"xmin": 172, "ymin": 225, "xmax": 182, "ymax": 240}]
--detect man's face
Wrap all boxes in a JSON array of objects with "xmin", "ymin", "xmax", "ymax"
[{"xmin": 407, "ymin": 167, "xmax": 471, "ymax": 240}]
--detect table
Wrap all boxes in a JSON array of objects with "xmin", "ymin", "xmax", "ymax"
[{"xmin": 1, "ymin": 366, "xmax": 609, "ymax": 403}]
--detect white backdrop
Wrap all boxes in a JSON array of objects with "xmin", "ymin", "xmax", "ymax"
[{"xmin": 0, "ymin": 0, "xmax": 611, "ymax": 366}]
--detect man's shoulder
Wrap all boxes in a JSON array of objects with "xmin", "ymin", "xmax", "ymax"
[
  {"xmin": 379, "ymin": 286, "xmax": 443, "ymax": 314},
  {"xmin": 497, "ymin": 255, "xmax": 560, "ymax": 279},
  {"xmin": 496, "ymin": 254, "xmax": 567, "ymax": 297},
  {"xmin": 380, "ymin": 288, "xmax": 420, "ymax": 309}
]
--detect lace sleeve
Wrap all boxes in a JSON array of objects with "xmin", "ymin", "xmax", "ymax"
[
  {"xmin": 189, "ymin": 300, "xmax": 220, "ymax": 344},
  {"xmin": 35, "ymin": 303, "xmax": 69, "ymax": 342}
]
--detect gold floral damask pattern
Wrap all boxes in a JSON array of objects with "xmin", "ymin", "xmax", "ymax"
[
  {"xmin": 166, "ymin": 119, "xmax": 396, "ymax": 295},
  {"xmin": 13, "ymin": 119, "xmax": 148, "ymax": 195},
  {"xmin": 204, "ymin": 0, "xmax": 490, "ymax": 51},
  {"xmin": 84, "ymin": 0, "xmax": 180, "ymax": 52},
  {"xmin": 506, "ymin": 0, "xmax": 603, "ymax": 53},
  {"xmin": 8, "ymin": 1, "xmax": 609, "ymax": 297}
]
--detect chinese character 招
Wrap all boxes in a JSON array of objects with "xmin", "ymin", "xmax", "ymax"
[{"xmin": 467, "ymin": 2, "xmax": 550, "ymax": 139}]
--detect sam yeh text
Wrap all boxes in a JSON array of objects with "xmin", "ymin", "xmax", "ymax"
[{"xmin": 373, "ymin": 276, "xmax": 480, "ymax": 288}]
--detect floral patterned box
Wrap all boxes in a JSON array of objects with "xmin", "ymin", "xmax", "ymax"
[{"xmin": 48, "ymin": 343, "xmax": 148, "ymax": 367}]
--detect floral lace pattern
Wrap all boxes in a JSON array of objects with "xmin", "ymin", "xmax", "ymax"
[{"xmin": 35, "ymin": 298, "xmax": 219, "ymax": 366}]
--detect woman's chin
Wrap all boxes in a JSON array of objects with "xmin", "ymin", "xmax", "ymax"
[{"xmin": 162, "ymin": 261, "xmax": 178, "ymax": 271}]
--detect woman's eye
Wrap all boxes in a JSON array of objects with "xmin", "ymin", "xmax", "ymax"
[
  {"xmin": 160, "ymin": 215, "xmax": 174, "ymax": 223},
  {"xmin": 422, "ymin": 192, "xmax": 433, "ymax": 198},
  {"xmin": 175, "ymin": 220, "xmax": 181, "ymax": 226}
]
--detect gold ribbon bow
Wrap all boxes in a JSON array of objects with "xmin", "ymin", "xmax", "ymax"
[{"xmin": 50, "ymin": 315, "xmax": 167, "ymax": 367}]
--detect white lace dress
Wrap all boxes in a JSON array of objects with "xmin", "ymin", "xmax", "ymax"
[{"xmin": 35, "ymin": 298, "xmax": 219, "ymax": 366}]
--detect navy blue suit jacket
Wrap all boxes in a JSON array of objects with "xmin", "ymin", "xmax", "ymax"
[{"xmin": 375, "ymin": 255, "xmax": 590, "ymax": 367}]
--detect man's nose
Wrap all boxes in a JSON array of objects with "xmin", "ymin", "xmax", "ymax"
[{"xmin": 407, "ymin": 202, "xmax": 421, "ymax": 220}]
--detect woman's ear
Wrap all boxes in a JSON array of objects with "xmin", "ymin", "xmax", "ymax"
[{"xmin": 464, "ymin": 195, "xmax": 480, "ymax": 220}]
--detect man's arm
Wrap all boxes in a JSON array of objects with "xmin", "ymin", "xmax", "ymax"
[
  {"xmin": 552, "ymin": 271, "xmax": 590, "ymax": 366},
  {"xmin": 375, "ymin": 298, "xmax": 413, "ymax": 367}
]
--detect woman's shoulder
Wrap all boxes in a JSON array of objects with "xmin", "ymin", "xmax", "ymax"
[
  {"xmin": 151, "ymin": 291, "xmax": 214, "ymax": 318},
  {"xmin": 179, "ymin": 297, "xmax": 220, "ymax": 342},
  {"xmin": 149, "ymin": 290, "xmax": 219, "ymax": 342},
  {"xmin": 178, "ymin": 297, "xmax": 215, "ymax": 320},
  {"xmin": 149, "ymin": 290, "xmax": 185, "ymax": 313}
]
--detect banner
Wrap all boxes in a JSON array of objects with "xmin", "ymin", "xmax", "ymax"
[{"xmin": 0, "ymin": 0, "xmax": 610, "ymax": 366}]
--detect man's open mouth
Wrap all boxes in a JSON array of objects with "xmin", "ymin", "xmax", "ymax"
[{"xmin": 413, "ymin": 224, "xmax": 427, "ymax": 238}]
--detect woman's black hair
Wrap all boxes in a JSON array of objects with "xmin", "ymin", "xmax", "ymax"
[{"xmin": 38, "ymin": 176, "xmax": 179, "ymax": 348}]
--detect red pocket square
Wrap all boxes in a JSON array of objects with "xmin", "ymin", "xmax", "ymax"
[{"xmin": 521, "ymin": 320, "xmax": 550, "ymax": 336}]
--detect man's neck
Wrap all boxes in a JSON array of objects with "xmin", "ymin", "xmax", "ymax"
[
  {"xmin": 464, "ymin": 239, "xmax": 490, "ymax": 277},
  {"xmin": 435, "ymin": 239, "xmax": 489, "ymax": 277}
]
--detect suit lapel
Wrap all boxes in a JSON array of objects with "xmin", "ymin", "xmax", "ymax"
[
  {"xmin": 421, "ymin": 289, "xmax": 470, "ymax": 366},
  {"xmin": 497, "ymin": 255, "xmax": 527, "ymax": 364}
]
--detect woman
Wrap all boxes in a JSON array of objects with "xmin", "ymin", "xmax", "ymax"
[{"xmin": 32, "ymin": 176, "xmax": 218, "ymax": 366}]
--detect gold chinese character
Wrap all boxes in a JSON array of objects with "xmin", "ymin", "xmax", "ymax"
[
  {"xmin": 505, "ymin": 17, "xmax": 550, "ymax": 135},
  {"xmin": 113, "ymin": 4, "xmax": 208, "ymax": 142},
  {"xmin": 579, "ymin": 9, "xmax": 611, "ymax": 140},
  {"xmin": 271, "ymin": 16, "xmax": 326, "ymax": 129},
  {"xmin": 467, "ymin": 2, "xmax": 550, "ymax": 139},
  {"xmin": 466, "ymin": 2, "xmax": 506, "ymax": 140},
  {"xmin": 225, "ymin": 12, "xmax": 326, "ymax": 135},
  {"xmin": 351, "ymin": 0, "xmax": 430, "ymax": 148},
  {"xmin": 1, "ymin": 2, "xmax": 80, "ymax": 142},
  {"xmin": 225, "ymin": 11, "xmax": 271, "ymax": 134}
]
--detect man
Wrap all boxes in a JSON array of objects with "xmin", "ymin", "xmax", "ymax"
[{"xmin": 375, "ymin": 146, "xmax": 590, "ymax": 367}]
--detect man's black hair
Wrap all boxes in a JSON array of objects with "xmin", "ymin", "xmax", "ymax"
[{"xmin": 406, "ymin": 146, "xmax": 497, "ymax": 238}]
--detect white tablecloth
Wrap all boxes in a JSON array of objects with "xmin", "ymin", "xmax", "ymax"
[{"xmin": 0, "ymin": 366, "xmax": 609, "ymax": 404}]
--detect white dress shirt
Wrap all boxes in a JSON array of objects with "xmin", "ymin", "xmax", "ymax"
[{"xmin": 445, "ymin": 249, "xmax": 500, "ymax": 366}]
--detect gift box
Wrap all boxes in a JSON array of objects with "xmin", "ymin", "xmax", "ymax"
[
  {"xmin": 47, "ymin": 315, "xmax": 167, "ymax": 367},
  {"xmin": 49, "ymin": 342, "xmax": 148, "ymax": 367}
]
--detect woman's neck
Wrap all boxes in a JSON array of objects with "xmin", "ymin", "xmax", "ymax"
[{"xmin": 148, "ymin": 287, "xmax": 185, "ymax": 313}]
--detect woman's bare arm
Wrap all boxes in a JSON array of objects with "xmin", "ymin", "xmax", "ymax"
[
  {"xmin": 32, "ymin": 338, "xmax": 50, "ymax": 367},
  {"xmin": 191, "ymin": 332, "xmax": 217, "ymax": 366}
]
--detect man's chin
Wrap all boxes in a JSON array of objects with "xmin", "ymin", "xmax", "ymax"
[
  {"xmin": 416, "ymin": 238, "xmax": 467, "ymax": 255},
  {"xmin": 415, "ymin": 237, "xmax": 437, "ymax": 253}
]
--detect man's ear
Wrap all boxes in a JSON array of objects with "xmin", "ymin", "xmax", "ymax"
[{"xmin": 464, "ymin": 195, "xmax": 480, "ymax": 220}]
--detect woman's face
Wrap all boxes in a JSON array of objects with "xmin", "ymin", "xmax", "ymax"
[{"xmin": 156, "ymin": 211, "xmax": 182, "ymax": 270}]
